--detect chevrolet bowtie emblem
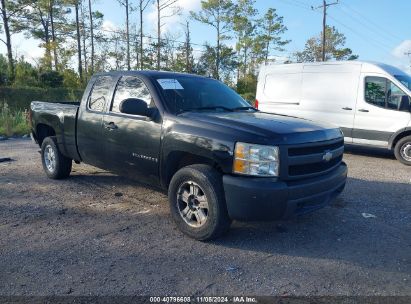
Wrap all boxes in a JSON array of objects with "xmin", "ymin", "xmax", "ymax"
[{"xmin": 322, "ymin": 151, "xmax": 333, "ymax": 162}]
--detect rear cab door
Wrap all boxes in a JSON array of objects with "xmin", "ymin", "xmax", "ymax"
[
  {"xmin": 77, "ymin": 74, "xmax": 116, "ymax": 169},
  {"xmin": 102, "ymin": 75, "xmax": 162, "ymax": 186}
]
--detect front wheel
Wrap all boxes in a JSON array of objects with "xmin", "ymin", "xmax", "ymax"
[
  {"xmin": 41, "ymin": 137, "xmax": 72, "ymax": 179},
  {"xmin": 168, "ymin": 165, "xmax": 232, "ymax": 241},
  {"xmin": 394, "ymin": 136, "xmax": 411, "ymax": 166}
]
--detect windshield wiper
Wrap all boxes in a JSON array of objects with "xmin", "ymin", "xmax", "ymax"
[
  {"xmin": 179, "ymin": 106, "xmax": 234, "ymax": 113},
  {"xmin": 232, "ymin": 106, "xmax": 257, "ymax": 111}
]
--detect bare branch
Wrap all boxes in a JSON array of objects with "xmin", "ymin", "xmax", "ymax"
[
  {"xmin": 142, "ymin": 0, "xmax": 151, "ymax": 11},
  {"xmin": 159, "ymin": 0, "xmax": 178, "ymax": 11},
  {"xmin": 8, "ymin": 3, "xmax": 32, "ymax": 18},
  {"xmin": 161, "ymin": 11, "xmax": 179, "ymax": 19},
  {"xmin": 117, "ymin": 0, "xmax": 126, "ymax": 7}
]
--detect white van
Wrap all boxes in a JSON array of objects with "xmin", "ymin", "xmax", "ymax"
[{"xmin": 256, "ymin": 61, "xmax": 411, "ymax": 165}]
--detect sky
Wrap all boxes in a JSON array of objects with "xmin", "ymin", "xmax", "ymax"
[{"xmin": 2, "ymin": 0, "xmax": 411, "ymax": 73}]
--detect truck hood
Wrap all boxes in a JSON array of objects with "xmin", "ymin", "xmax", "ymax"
[{"xmin": 179, "ymin": 111, "xmax": 342, "ymax": 144}]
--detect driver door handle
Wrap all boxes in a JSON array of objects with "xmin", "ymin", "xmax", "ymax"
[
  {"xmin": 342, "ymin": 107, "xmax": 352, "ymax": 111},
  {"xmin": 358, "ymin": 109, "xmax": 369, "ymax": 113},
  {"xmin": 104, "ymin": 122, "xmax": 118, "ymax": 130}
]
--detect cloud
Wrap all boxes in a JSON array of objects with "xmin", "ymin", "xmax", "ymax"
[
  {"xmin": 146, "ymin": 0, "xmax": 202, "ymax": 33},
  {"xmin": 177, "ymin": 0, "xmax": 202, "ymax": 12},
  {"xmin": 102, "ymin": 20, "xmax": 119, "ymax": 32},
  {"xmin": 392, "ymin": 40, "xmax": 411, "ymax": 59},
  {"xmin": 391, "ymin": 40, "xmax": 411, "ymax": 74},
  {"xmin": 9, "ymin": 34, "xmax": 44, "ymax": 64}
]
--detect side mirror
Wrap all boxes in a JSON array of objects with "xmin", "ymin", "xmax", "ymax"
[
  {"xmin": 398, "ymin": 96, "xmax": 411, "ymax": 112},
  {"xmin": 120, "ymin": 98, "xmax": 150, "ymax": 116}
]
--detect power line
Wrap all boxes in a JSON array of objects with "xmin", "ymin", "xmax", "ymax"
[
  {"xmin": 277, "ymin": 0, "xmax": 312, "ymax": 11},
  {"xmin": 338, "ymin": 5, "xmax": 399, "ymax": 45},
  {"xmin": 327, "ymin": 14, "xmax": 393, "ymax": 52},
  {"xmin": 276, "ymin": 0, "xmax": 395, "ymax": 59},
  {"xmin": 339, "ymin": 2, "xmax": 404, "ymax": 43}
]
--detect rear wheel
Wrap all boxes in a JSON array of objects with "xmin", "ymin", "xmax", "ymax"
[
  {"xmin": 41, "ymin": 137, "xmax": 72, "ymax": 179},
  {"xmin": 394, "ymin": 136, "xmax": 411, "ymax": 166},
  {"xmin": 168, "ymin": 165, "xmax": 231, "ymax": 241}
]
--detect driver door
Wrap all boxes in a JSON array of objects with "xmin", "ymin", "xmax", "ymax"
[
  {"xmin": 103, "ymin": 75, "xmax": 162, "ymax": 186},
  {"xmin": 353, "ymin": 74, "xmax": 411, "ymax": 147}
]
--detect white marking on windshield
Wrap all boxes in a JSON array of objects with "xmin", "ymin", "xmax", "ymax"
[{"xmin": 157, "ymin": 79, "xmax": 184, "ymax": 90}]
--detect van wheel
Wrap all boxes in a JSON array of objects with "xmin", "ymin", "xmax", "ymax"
[
  {"xmin": 394, "ymin": 136, "xmax": 411, "ymax": 166},
  {"xmin": 168, "ymin": 165, "xmax": 232, "ymax": 241},
  {"xmin": 41, "ymin": 137, "xmax": 72, "ymax": 179}
]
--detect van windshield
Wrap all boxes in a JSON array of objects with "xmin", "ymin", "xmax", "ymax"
[
  {"xmin": 154, "ymin": 76, "xmax": 252, "ymax": 114},
  {"xmin": 394, "ymin": 75, "xmax": 411, "ymax": 90}
]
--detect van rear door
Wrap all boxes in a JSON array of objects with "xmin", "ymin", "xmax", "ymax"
[
  {"xmin": 353, "ymin": 74, "xmax": 411, "ymax": 147},
  {"xmin": 257, "ymin": 66, "xmax": 302, "ymax": 116}
]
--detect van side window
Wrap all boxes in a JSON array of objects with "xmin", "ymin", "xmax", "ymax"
[
  {"xmin": 365, "ymin": 77, "xmax": 410, "ymax": 111},
  {"xmin": 365, "ymin": 77, "xmax": 386, "ymax": 108},
  {"xmin": 88, "ymin": 76, "xmax": 114, "ymax": 112},
  {"xmin": 111, "ymin": 76, "xmax": 153, "ymax": 113},
  {"xmin": 388, "ymin": 81, "xmax": 408, "ymax": 110}
]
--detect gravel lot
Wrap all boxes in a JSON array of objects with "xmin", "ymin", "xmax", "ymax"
[{"xmin": 0, "ymin": 139, "xmax": 410, "ymax": 296}]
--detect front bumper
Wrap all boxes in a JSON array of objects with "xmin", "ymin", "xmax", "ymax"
[{"xmin": 223, "ymin": 162, "xmax": 347, "ymax": 221}]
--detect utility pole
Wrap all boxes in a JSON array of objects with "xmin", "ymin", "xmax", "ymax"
[{"xmin": 312, "ymin": 0, "xmax": 338, "ymax": 61}]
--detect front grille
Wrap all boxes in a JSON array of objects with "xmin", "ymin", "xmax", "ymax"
[
  {"xmin": 286, "ymin": 139, "xmax": 344, "ymax": 179},
  {"xmin": 289, "ymin": 155, "xmax": 342, "ymax": 176},
  {"xmin": 288, "ymin": 139, "xmax": 344, "ymax": 156}
]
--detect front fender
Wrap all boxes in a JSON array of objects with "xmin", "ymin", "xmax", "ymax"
[{"xmin": 160, "ymin": 120, "xmax": 235, "ymax": 186}]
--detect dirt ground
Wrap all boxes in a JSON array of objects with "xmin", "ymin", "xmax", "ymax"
[{"xmin": 0, "ymin": 139, "xmax": 410, "ymax": 296}]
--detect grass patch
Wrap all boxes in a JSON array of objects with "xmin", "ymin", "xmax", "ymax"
[{"xmin": 0, "ymin": 103, "xmax": 30, "ymax": 137}]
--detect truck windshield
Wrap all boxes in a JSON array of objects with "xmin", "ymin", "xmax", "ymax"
[
  {"xmin": 394, "ymin": 75, "xmax": 411, "ymax": 90},
  {"xmin": 155, "ymin": 76, "xmax": 252, "ymax": 114}
]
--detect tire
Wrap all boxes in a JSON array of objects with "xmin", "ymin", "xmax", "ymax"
[
  {"xmin": 168, "ymin": 164, "xmax": 232, "ymax": 241},
  {"xmin": 336, "ymin": 182, "xmax": 346, "ymax": 194},
  {"xmin": 394, "ymin": 135, "xmax": 411, "ymax": 166},
  {"xmin": 41, "ymin": 136, "xmax": 72, "ymax": 179}
]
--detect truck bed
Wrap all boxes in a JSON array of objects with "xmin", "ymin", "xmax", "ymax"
[{"xmin": 30, "ymin": 101, "xmax": 81, "ymax": 161}]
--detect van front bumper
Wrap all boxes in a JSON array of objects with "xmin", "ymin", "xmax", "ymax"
[{"xmin": 222, "ymin": 162, "xmax": 347, "ymax": 221}]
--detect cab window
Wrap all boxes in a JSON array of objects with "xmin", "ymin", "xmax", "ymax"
[
  {"xmin": 111, "ymin": 76, "xmax": 154, "ymax": 113},
  {"xmin": 88, "ymin": 75, "xmax": 114, "ymax": 112},
  {"xmin": 365, "ymin": 76, "xmax": 410, "ymax": 111}
]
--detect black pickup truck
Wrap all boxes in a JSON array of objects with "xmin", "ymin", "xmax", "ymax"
[{"xmin": 30, "ymin": 71, "xmax": 347, "ymax": 240}]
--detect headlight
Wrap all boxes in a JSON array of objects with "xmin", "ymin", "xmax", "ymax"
[{"xmin": 233, "ymin": 142, "xmax": 279, "ymax": 177}]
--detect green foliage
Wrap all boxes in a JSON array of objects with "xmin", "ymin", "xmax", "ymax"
[
  {"xmin": 39, "ymin": 71, "xmax": 64, "ymax": 87},
  {"xmin": 0, "ymin": 102, "xmax": 30, "ymax": 137},
  {"xmin": 259, "ymin": 8, "xmax": 289, "ymax": 64},
  {"xmin": 190, "ymin": 0, "xmax": 234, "ymax": 79},
  {"xmin": 0, "ymin": 54, "xmax": 9, "ymax": 86},
  {"xmin": 237, "ymin": 73, "xmax": 257, "ymax": 94},
  {"xmin": 0, "ymin": 87, "xmax": 83, "ymax": 112},
  {"xmin": 196, "ymin": 44, "xmax": 237, "ymax": 80},
  {"xmin": 13, "ymin": 57, "xmax": 40, "ymax": 87},
  {"xmin": 294, "ymin": 26, "xmax": 358, "ymax": 62},
  {"xmin": 18, "ymin": 0, "xmax": 73, "ymax": 71},
  {"xmin": 233, "ymin": 0, "xmax": 257, "ymax": 76},
  {"xmin": 62, "ymin": 69, "xmax": 82, "ymax": 90},
  {"xmin": 237, "ymin": 73, "xmax": 257, "ymax": 103}
]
